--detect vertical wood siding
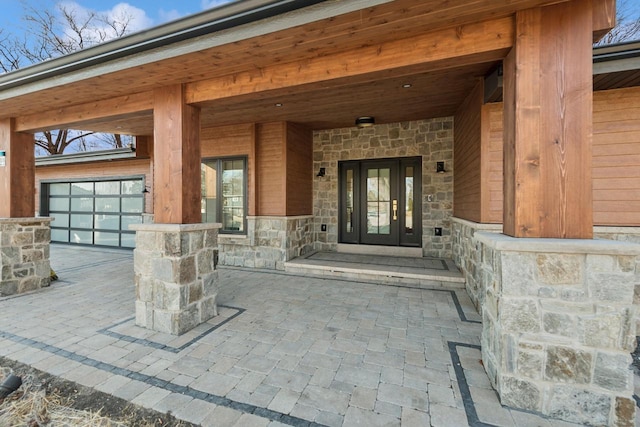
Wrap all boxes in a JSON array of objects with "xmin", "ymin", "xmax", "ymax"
[
  {"xmin": 468, "ymin": 86, "xmax": 640, "ymax": 227},
  {"xmin": 593, "ymin": 86, "xmax": 640, "ymax": 225},
  {"xmin": 256, "ymin": 122, "xmax": 287, "ymax": 216},
  {"xmin": 485, "ymin": 103, "xmax": 504, "ymax": 224},
  {"xmin": 285, "ymin": 122, "xmax": 313, "ymax": 215},
  {"xmin": 453, "ymin": 81, "xmax": 483, "ymax": 222}
]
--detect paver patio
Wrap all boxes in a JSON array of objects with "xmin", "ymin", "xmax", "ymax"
[{"xmin": 0, "ymin": 245, "xmax": 609, "ymax": 426}]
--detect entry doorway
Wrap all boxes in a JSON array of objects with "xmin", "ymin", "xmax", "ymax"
[{"xmin": 339, "ymin": 157, "xmax": 422, "ymax": 246}]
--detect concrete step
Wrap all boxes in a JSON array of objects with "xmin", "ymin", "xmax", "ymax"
[{"xmin": 284, "ymin": 257, "xmax": 466, "ymax": 290}]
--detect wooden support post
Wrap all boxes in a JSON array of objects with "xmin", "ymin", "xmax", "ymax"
[
  {"xmin": 153, "ymin": 85, "xmax": 201, "ymax": 224},
  {"xmin": 0, "ymin": 118, "xmax": 35, "ymax": 218},
  {"xmin": 503, "ymin": 0, "xmax": 593, "ymax": 238}
]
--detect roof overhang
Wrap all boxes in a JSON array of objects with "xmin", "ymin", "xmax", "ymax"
[
  {"xmin": 0, "ymin": 0, "xmax": 628, "ymax": 134},
  {"xmin": 0, "ymin": 0, "xmax": 390, "ymax": 101}
]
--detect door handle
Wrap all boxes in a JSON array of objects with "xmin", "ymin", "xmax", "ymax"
[{"xmin": 392, "ymin": 199, "xmax": 398, "ymax": 221}]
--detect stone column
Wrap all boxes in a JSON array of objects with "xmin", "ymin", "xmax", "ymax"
[
  {"xmin": 0, "ymin": 218, "xmax": 52, "ymax": 296},
  {"xmin": 474, "ymin": 232, "xmax": 639, "ymax": 426},
  {"xmin": 130, "ymin": 223, "xmax": 220, "ymax": 335}
]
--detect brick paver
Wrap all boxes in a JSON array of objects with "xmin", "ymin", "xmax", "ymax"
[{"xmin": 0, "ymin": 244, "xmax": 591, "ymax": 426}]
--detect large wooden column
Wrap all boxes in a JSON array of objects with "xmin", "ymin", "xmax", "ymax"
[
  {"xmin": 0, "ymin": 118, "xmax": 35, "ymax": 218},
  {"xmin": 153, "ymin": 85, "xmax": 201, "ymax": 224},
  {"xmin": 503, "ymin": 0, "xmax": 593, "ymax": 238},
  {"xmin": 134, "ymin": 86, "xmax": 219, "ymax": 335}
]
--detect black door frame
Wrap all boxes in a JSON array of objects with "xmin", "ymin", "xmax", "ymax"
[{"xmin": 338, "ymin": 157, "xmax": 422, "ymax": 247}]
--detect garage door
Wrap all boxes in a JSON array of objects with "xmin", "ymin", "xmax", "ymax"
[{"xmin": 42, "ymin": 178, "xmax": 144, "ymax": 248}]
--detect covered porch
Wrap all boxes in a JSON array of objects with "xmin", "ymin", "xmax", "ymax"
[{"xmin": 1, "ymin": 0, "xmax": 639, "ymax": 425}]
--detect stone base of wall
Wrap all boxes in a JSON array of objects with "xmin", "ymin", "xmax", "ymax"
[
  {"xmin": 451, "ymin": 217, "xmax": 502, "ymax": 309},
  {"xmin": 130, "ymin": 223, "xmax": 220, "ymax": 335},
  {"xmin": 471, "ymin": 232, "xmax": 639, "ymax": 426},
  {"xmin": 0, "ymin": 218, "xmax": 52, "ymax": 296},
  {"xmin": 218, "ymin": 216, "xmax": 314, "ymax": 270},
  {"xmin": 595, "ymin": 226, "xmax": 640, "ymax": 244},
  {"xmin": 455, "ymin": 219, "xmax": 640, "ymax": 347}
]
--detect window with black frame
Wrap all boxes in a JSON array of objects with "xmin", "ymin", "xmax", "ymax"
[{"xmin": 201, "ymin": 157, "xmax": 247, "ymax": 233}]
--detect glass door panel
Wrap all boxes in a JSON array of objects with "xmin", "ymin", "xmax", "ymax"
[
  {"xmin": 346, "ymin": 169, "xmax": 354, "ymax": 234},
  {"xmin": 399, "ymin": 158, "xmax": 422, "ymax": 246},
  {"xmin": 360, "ymin": 161, "xmax": 398, "ymax": 245},
  {"xmin": 339, "ymin": 162, "xmax": 359, "ymax": 243},
  {"xmin": 366, "ymin": 168, "xmax": 391, "ymax": 235},
  {"xmin": 405, "ymin": 166, "xmax": 414, "ymax": 235}
]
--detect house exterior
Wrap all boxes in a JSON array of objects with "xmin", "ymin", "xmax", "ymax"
[{"xmin": 1, "ymin": 0, "xmax": 639, "ymax": 424}]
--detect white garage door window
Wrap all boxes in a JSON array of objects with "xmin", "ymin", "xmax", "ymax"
[{"xmin": 43, "ymin": 178, "xmax": 144, "ymax": 248}]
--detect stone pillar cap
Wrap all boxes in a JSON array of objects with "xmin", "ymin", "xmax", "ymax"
[{"xmin": 475, "ymin": 231, "xmax": 640, "ymax": 255}]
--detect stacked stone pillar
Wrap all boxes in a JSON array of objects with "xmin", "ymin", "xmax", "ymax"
[
  {"xmin": 472, "ymin": 231, "xmax": 638, "ymax": 426},
  {"xmin": 130, "ymin": 223, "xmax": 220, "ymax": 335},
  {"xmin": 0, "ymin": 218, "xmax": 52, "ymax": 296}
]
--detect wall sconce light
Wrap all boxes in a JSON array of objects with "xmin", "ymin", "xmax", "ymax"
[
  {"xmin": 142, "ymin": 186, "xmax": 150, "ymax": 194},
  {"xmin": 436, "ymin": 161, "xmax": 447, "ymax": 173},
  {"xmin": 316, "ymin": 167, "xmax": 326, "ymax": 177},
  {"xmin": 355, "ymin": 116, "xmax": 375, "ymax": 128},
  {"xmin": 0, "ymin": 150, "xmax": 5, "ymax": 167}
]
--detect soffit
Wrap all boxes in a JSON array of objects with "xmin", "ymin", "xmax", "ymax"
[
  {"xmin": 69, "ymin": 61, "xmax": 497, "ymax": 134},
  {"xmin": 9, "ymin": 0, "xmax": 620, "ymax": 137}
]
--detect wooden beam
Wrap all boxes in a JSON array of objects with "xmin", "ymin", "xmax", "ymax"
[
  {"xmin": 592, "ymin": 0, "xmax": 616, "ymax": 43},
  {"xmin": 0, "ymin": 119, "xmax": 35, "ymax": 218},
  {"xmin": 186, "ymin": 17, "xmax": 514, "ymax": 104},
  {"xmin": 503, "ymin": 0, "xmax": 593, "ymax": 238},
  {"xmin": 134, "ymin": 135, "xmax": 153, "ymax": 159},
  {"xmin": 153, "ymin": 85, "xmax": 201, "ymax": 224},
  {"xmin": 15, "ymin": 92, "xmax": 153, "ymax": 132}
]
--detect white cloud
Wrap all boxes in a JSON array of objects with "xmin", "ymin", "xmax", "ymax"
[
  {"xmin": 106, "ymin": 3, "xmax": 154, "ymax": 33},
  {"xmin": 201, "ymin": 0, "xmax": 234, "ymax": 10},
  {"xmin": 56, "ymin": 1, "xmax": 153, "ymax": 47}
]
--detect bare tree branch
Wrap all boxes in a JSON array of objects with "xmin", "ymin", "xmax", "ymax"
[
  {"xmin": 595, "ymin": 0, "xmax": 640, "ymax": 46},
  {"xmin": 1, "ymin": 1, "xmax": 138, "ymax": 155}
]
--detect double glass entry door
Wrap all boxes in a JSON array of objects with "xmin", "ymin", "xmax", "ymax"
[{"xmin": 339, "ymin": 158, "xmax": 421, "ymax": 246}]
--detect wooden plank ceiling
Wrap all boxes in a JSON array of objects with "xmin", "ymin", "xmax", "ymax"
[{"xmin": 0, "ymin": 0, "xmax": 614, "ymax": 134}]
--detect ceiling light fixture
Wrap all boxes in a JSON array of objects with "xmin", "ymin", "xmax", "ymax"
[{"xmin": 355, "ymin": 116, "xmax": 375, "ymax": 128}]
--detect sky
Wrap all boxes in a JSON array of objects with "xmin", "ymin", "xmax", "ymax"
[
  {"xmin": 2, "ymin": 0, "xmax": 640, "ymax": 41},
  {"xmin": 0, "ymin": 0, "xmax": 235, "ymax": 37}
]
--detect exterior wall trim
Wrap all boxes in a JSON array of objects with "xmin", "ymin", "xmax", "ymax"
[
  {"xmin": 451, "ymin": 217, "xmax": 502, "ymax": 232},
  {"xmin": 246, "ymin": 215, "xmax": 314, "ymax": 220},
  {"xmin": 475, "ymin": 231, "xmax": 640, "ymax": 255}
]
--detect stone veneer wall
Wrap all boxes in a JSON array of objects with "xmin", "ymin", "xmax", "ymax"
[
  {"xmin": 595, "ymin": 226, "xmax": 640, "ymax": 244},
  {"xmin": 218, "ymin": 216, "xmax": 314, "ymax": 270},
  {"xmin": 455, "ymin": 218, "xmax": 640, "ymax": 313},
  {"xmin": 452, "ymin": 217, "xmax": 639, "ymax": 426},
  {"xmin": 0, "ymin": 218, "xmax": 52, "ymax": 296},
  {"xmin": 131, "ymin": 223, "xmax": 220, "ymax": 335},
  {"xmin": 313, "ymin": 119, "xmax": 454, "ymax": 258},
  {"xmin": 451, "ymin": 217, "xmax": 502, "ymax": 309}
]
